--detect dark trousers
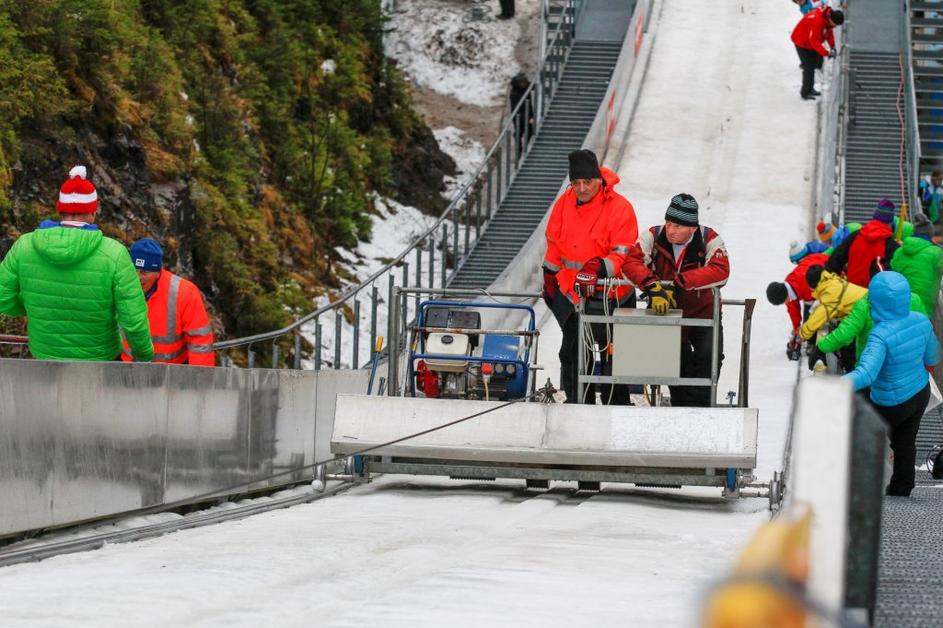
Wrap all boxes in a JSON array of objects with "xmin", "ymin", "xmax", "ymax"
[
  {"xmin": 838, "ymin": 343, "xmax": 856, "ymax": 374},
  {"xmin": 669, "ymin": 323, "xmax": 724, "ymax": 408},
  {"xmin": 558, "ymin": 293, "xmax": 636, "ymax": 405},
  {"xmin": 795, "ymin": 45, "xmax": 823, "ymax": 97},
  {"xmin": 874, "ymin": 383, "xmax": 931, "ymax": 496},
  {"xmin": 498, "ymin": 0, "xmax": 514, "ymax": 18}
]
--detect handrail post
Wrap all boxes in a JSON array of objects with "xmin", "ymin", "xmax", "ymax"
[
  {"xmin": 271, "ymin": 339, "xmax": 279, "ymax": 368},
  {"xmin": 710, "ymin": 288, "xmax": 721, "ymax": 407},
  {"xmin": 293, "ymin": 333, "xmax": 301, "ymax": 369},
  {"xmin": 441, "ymin": 224, "xmax": 448, "ymax": 289},
  {"xmin": 388, "ymin": 283, "xmax": 401, "ymax": 396},
  {"xmin": 370, "ymin": 285, "xmax": 379, "ymax": 362},
  {"xmin": 314, "ymin": 319, "xmax": 322, "ymax": 370},
  {"xmin": 352, "ymin": 299, "xmax": 360, "ymax": 369},
  {"xmin": 334, "ymin": 310, "xmax": 342, "ymax": 369}
]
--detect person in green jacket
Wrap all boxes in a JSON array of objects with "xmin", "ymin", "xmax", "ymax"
[
  {"xmin": 890, "ymin": 215, "xmax": 943, "ymax": 317},
  {"xmin": 816, "ymin": 288, "xmax": 926, "ymax": 366},
  {"xmin": 0, "ymin": 166, "xmax": 153, "ymax": 361}
]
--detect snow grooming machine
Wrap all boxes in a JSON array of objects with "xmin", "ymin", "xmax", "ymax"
[
  {"xmin": 331, "ymin": 290, "xmax": 774, "ymax": 505},
  {"xmin": 408, "ymin": 300, "xmax": 536, "ymax": 401}
]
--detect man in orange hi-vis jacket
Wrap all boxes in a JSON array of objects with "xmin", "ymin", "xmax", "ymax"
[
  {"xmin": 542, "ymin": 149, "xmax": 638, "ymax": 404},
  {"xmin": 121, "ymin": 238, "xmax": 215, "ymax": 366}
]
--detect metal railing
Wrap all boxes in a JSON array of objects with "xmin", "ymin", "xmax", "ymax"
[
  {"xmin": 820, "ymin": 17, "xmax": 850, "ymax": 225},
  {"xmin": 901, "ymin": 0, "xmax": 923, "ymax": 215},
  {"xmin": 213, "ymin": 0, "xmax": 578, "ymax": 370}
]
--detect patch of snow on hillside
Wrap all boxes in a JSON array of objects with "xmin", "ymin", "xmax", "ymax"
[
  {"xmin": 385, "ymin": 0, "xmax": 522, "ymax": 106},
  {"xmin": 435, "ymin": 126, "xmax": 486, "ymax": 198}
]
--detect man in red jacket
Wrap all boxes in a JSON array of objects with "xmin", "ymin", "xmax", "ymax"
[
  {"xmin": 791, "ymin": 5, "xmax": 844, "ymax": 100},
  {"xmin": 543, "ymin": 149, "xmax": 638, "ymax": 404},
  {"xmin": 826, "ymin": 199, "xmax": 900, "ymax": 288},
  {"xmin": 622, "ymin": 194, "xmax": 729, "ymax": 407},
  {"xmin": 121, "ymin": 238, "xmax": 216, "ymax": 366},
  {"xmin": 766, "ymin": 248, "xmax": 829, "ymax": 360}
]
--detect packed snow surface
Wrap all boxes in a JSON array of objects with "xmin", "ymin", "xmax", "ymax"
[{"xmin": 1, "ymin": 1, "xmax": 819, "ymax": 626}]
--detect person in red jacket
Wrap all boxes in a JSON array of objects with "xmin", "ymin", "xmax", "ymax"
[
  {"xmin": 791, "ymin": 5, "xmax": 844, "ymax": 100},
  {"xmin": 621, "ymin": 194, "xmax": 729, "ymax": 407},
  {"xmin": 826, "ymin": 199, "xmax": 900, "ymax": 288},
  {"xmin": 542, "ymin": 149, "xmax": 638, "ymax": 404},
  {"xmin": 766, "ymin": 248, "xmax": 829, "ymax": 360},
  {"xmin": 121, "ymin": 238, "xmax": 215, "ymax": 366}
]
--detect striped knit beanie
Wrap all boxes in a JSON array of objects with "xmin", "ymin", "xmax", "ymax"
[
  {"xmin": 873, "ymin": 198, "xmax": 895, "ymax": 224},
  {"xmin": 665, "ymin": 193, "xmax": 698, "ymax": 227},
  {"xmin": 56, "ymin": 165, "xmax": 99, "ymax": 214}
]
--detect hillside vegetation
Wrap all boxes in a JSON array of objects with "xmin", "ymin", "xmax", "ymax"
[{"xmin": 0, "ymin": 0, "xmax": 453, "ymax": 353}]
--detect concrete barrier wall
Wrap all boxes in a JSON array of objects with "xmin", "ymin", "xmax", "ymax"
[{"xmin": 0, "ymin": 359, "xmax": 368, "ymax": 538}]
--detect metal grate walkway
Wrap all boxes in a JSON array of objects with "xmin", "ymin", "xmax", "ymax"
[
  {"xmin": 448, "ymin": 39, "xmax": 624, "ymax": 290},
  {"xmin": 843, "ymin": 51, "xmax": 905, "ymax": 224},
  {"xmin": 874, "ymin": 408, "xmax": 943, "ymax": 627},
  {"xmin": 911, "ymin": 0, "xmax": 943, "ymax": 172}
]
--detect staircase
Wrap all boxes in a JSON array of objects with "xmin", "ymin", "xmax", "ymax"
[
  {"xmin": 843, "ymin": 51, "xmax": 905, "ymax": 224},
  {"xmin": 911, "ymin": 1, "xmax": 943, "ymax": 174},
  {"xmin": 448, "ymin": 40, "xmax": 623, "ymax": 289}
]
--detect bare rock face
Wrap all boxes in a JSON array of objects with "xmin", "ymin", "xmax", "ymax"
[{"xmin": 392, "ymin": 124, "xmax": 456, "ymax": 215}]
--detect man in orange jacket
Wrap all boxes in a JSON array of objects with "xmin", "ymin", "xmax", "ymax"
[
  {"xmin": 121, "ymin": 238, "xmax": 215, "ymax": 366},
  {"xmin": 543, "ymin": 149, "xmax": 638, "ymax": 404}
]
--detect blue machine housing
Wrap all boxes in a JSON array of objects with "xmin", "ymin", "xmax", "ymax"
[
  {"xmin": 481, "ymin": 335, "xmax": 526, "ymax": 398},
  {"xmin": 409, "ymin": 300, "xmax": 536, "ymax": 400}
]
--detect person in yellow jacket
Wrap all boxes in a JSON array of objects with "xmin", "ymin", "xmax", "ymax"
[
  {"xmin": 799, "ymin": 265, "xmax": 868, "ymax": 372},
  {"xmin": 121, "ymin": 238, "xmax": 215, "ymax": 366}
]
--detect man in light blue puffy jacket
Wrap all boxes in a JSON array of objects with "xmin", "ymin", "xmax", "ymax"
[{"xmin": 843, "ymin": 271, "xmax": 940, "ymax": 496}]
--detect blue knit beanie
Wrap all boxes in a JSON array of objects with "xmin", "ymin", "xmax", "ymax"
[{"xmin": 130, "ymin": 238, "xmax": 163, "ymax": 272}]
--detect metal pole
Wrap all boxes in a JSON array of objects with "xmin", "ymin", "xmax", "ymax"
[
  {"xmin": 475, "ymin": 188, "xmax": 482, "ymax": 241},
  {"xmin": 370, "ymin": 285, "xmax": 378, "ymax": 362},
  {"xmin": 387, "ymin": 274, "xmax": 396, "ymax": 393},
  {"xmin": 441, "ymin": 224, "xmax": 448, "ymax": 289},
  {"xmin": 247, "ymin": 347, "xmax": 255, "ymax": 369},
  {"xmin": 402, "ymin": 262, "xmax": 409, "ymax": 333},
  {"xmin": 352, "ymin": 299, "xmax": 360, "ymax": 370},
  {"xmin": 496, "ymin": 146, "xmax": 503, "ymax": 208},
  {"xmin": 334, "ymin": 310, "xmax": 342, "ymax": 369},
  {"xmin": 389, "ymin": 285, "xmax": 401, "ymax": 396},
  {"xmin": 315, "ymin": 320, "xmax": 322, "ymax": 370},
  {"xmin": 271, "ymin": 340, "xmax": 279, "ymax": 368},
  {"xmin": 293, "ymin": 333, "xmax": 301, "ymax": 369},
  {"xmin": 463, "ymin": 197, "xmax": 471, "ymax": 256},
  {"xmin": 738, "ymin": 299, "xmax": 756, "ymax": 408},
  {"xmin": 428, "ymin": 237, "xmax": 434, "ymax": 289},
  {"xmin": 710, "ymin": 288, "xmax": 721, "ymax": 407},
  {"xmin": 452, "ymin": 218, "xmax": 458, "ymax": 268},
  {"xmin": 576, "ymin": 299, "xmax": 584, "ymax": 404}
]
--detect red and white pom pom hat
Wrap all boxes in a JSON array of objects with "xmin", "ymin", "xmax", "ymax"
[{"xmin": 56, "ymin": 165, "xmax": 98, "ymax": 214}]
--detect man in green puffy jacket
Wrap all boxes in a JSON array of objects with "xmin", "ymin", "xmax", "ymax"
[
  {"xmin": 890, "ymin": 217, "xmax": 943, "ymax": 317},
  {"xmin": 0, "ymin": 166, "xmax": 153, "ymax": 361}
]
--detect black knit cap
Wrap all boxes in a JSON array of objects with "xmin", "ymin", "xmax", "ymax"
[
  {"xmin": 665, "ymin": 193, "xmax": 699, "ymax": 227},
  {"xmin": 829, "ymin": 9, "xmax": 844, "ymax": 26},
  {"xmin": 805, "ymin": 264, "xmax": 824, "ymax": 290},
  {"xmin": 568, "ymin": 149, "xmax": 601, "ymax": 181},
  {"xmin": 766, "ymin": 282, "xmax": 788, "ymax": 306}
]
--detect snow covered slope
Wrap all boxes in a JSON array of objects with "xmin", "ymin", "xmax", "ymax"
[{"xmin": 0, "ymin": 2, "xmax": 816, "ymax": 626}]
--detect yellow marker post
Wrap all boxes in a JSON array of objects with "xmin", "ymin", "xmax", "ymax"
[
  {"xmin": 895, "ymin": 202, "xmax": 908, "ymax": 243},
  {"xmin": 703, "ymin": 507, "xmax": 812, "ymax": 628}
]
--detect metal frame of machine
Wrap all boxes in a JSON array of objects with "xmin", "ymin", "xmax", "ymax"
[
  {"xmin": 576, "ymin": 281, "xmax": 756, "ymax": 408},
  {"xmin": 339, "ymin": 286, "xmax": 772, "ymax": 504}
]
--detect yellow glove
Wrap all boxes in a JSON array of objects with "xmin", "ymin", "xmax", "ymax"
[{"xmin": 646, "ymin": 283, "xmax": 677, "ymax": 315}]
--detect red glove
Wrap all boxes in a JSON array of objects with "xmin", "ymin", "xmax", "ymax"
[
  {"xmin": 542, "ymin": 268, "xmax": 558, "ymax": 301},
  {"xmin": 575, "ymin": 258, "xmax": 605, "ymax": 297}
]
